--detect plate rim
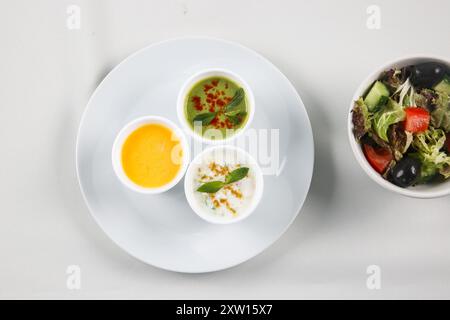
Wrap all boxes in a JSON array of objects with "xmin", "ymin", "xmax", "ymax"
[{"xmin": 75, "ymin": 36, "xmax": 315, "ymax": 273}]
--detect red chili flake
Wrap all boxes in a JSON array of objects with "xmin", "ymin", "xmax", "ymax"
[
  {"xmin": 192, "ymin": 96, "xmax": 203, "ymax": 111},
  {"xmin": 207, "ymin": 93, "xmax": 214, "ymax": 99},
  {"xmin": 204, "ymin": 84, "xmax": 213, "ymax": 92},
  {"xmin": 225, "ymin": 119, "xmax": 233, "ymax": 129},
  {"xmin": 210, "ymin": 117, "xmax": 219, "ymax": 127},
  {"xmin": 211, "ymin": 79, "xmax": 219, "ymax": 87},
  {"xmin": 216, "ymin": 99, "xmax": 225, "ymax": 107}
]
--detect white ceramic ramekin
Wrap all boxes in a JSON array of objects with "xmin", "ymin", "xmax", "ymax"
[
  {"xmin": 348, "ymin": 55, "xmax": 450, "ymax": 198},
  {"xmin": 184, "ymin": 145, "xmax": 264, "ymax": 224},
  {"xmin": 112, "ymin": 115, "xmax": 190, "ymax": 194},
  {"xmin": 177, "ymin": 68, "xmax": 255, "ymax": 144}
]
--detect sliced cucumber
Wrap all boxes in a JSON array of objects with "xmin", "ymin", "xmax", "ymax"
[
  {"xmin": 364, "ymin": 81, "xmax": 390, "ymax": 111},
  {"xmin": 433, "ymin": 75, "xmax": 450, "ymax": 95}
]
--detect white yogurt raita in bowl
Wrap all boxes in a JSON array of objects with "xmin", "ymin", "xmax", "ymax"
[{"xmin": 184, "ymin": 145, "xmax": 264, "ymax": 224}]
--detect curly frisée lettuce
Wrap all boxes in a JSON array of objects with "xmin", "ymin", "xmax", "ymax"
[
  {"xmin": 412, "ymin": 129, "xmax": 450, "ymax": 179},
  {"xmin": 352, "ymin": 61, "xmax": 450, "ymax": 188}
]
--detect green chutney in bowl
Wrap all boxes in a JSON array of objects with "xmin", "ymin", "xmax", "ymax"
[{"xmin": 177, "ymin": 69, "xmax": 255, "ymax": 143}]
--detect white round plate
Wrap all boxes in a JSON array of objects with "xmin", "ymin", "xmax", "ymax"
[{"xmin": 76, "ymin": 37, "xmax": 314, "ymax": 273}]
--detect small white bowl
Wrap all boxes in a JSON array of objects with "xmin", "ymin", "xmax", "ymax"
[
  {"xmin": 112, "ymin": 116, "xmax": 190, "ymax": 194},
  {"xmin": 348, "ymin": 54, "xmax": 450, "ymax": 199},
  {"xmin": 184, "ymin": 145, "xmax": 264, "ymax": 224},
  {"xmin": 177, "ymin": 68, "xmax": 255, "ymax": 144}
]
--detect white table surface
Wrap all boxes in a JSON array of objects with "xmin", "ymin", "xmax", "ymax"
[{"xmin": 1, "ymin": 0, "xmax": 449, "ymax": 299}]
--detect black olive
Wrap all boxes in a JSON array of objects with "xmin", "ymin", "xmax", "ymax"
[
  {"xmin": 389, "ymin": 157, "xmax": 421, "ymax": 188},
  {"xmin": 409, "ymin": 62, "xmax": 448, "ymax": 88}
]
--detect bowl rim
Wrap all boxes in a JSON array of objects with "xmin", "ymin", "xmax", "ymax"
[
  {"xmin": 176, "ymin": 67, "xmax": 255, "ymax": 145},
  {"xmin": 347, "ymin": 54, "xmax": 450, "ymax": 199},
  {"xmin": 184, "ymin": 145, "xmax": 264, "ymax": 224},
  {"xmin": 111, "ymin": 115, "xmax": 190, "ymax": 194}
]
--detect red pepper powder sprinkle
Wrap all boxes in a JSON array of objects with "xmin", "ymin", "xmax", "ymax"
[
  {"xmin": 216, "ymin": 99, "xmax": 225, "ymax": 107},
  {"xmin": 192, "ymin": 79, "xmax": 242, "ymax": 130},
  {"xmin": 210, "ymin": 117, "xmax": 219, "ymax": 126},
  {"xmin": 192, "ymin": 96, "xmax": 203, "ymax": 111}
]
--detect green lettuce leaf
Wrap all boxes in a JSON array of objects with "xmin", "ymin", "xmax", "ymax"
[{"xmin": 373, "ymin": 99, "xmax": 405, "ymax": 142}]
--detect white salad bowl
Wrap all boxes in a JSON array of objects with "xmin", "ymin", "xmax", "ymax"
[
  {"xmin": 348, "ymin": 55, "xmax": 450, "ymax": 199},
  {"xmin": 177, "ymin": 68, "xmax": 255, "ymax": 144},
  {"xmin": 112, "ymin": 115, "xmax": 190, "ymax": 194},
  {"xmin": 184, "ymin": 145, "xmax": 264, "ymax": 224}
]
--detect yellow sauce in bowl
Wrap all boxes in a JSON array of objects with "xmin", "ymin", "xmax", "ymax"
[{"xmin": 121, "ymin": 124, "xmax": 183, "ymax": 188}]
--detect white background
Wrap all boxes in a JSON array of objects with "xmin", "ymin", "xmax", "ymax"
[{"xmin": 1, "ymin": 0, "xmax": 449, "ymax": 299}]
